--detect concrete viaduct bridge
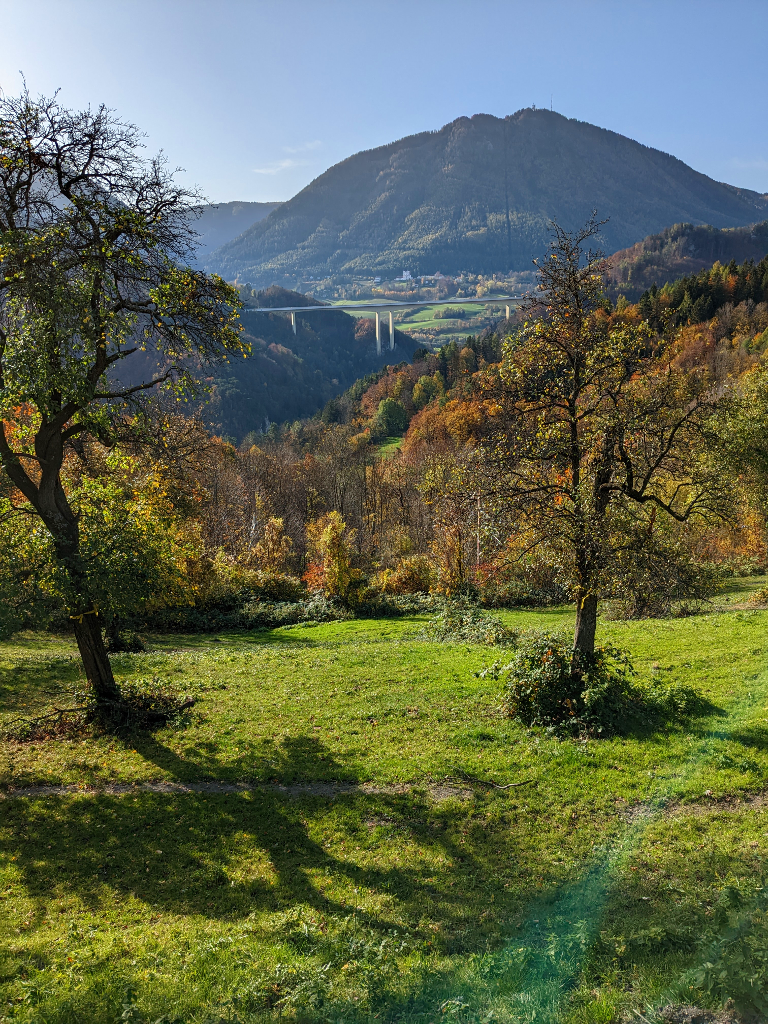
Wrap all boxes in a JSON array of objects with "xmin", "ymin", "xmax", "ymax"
[{"xmin": 242, "ymin": 296, "xmax": 522, "ymax": 356}]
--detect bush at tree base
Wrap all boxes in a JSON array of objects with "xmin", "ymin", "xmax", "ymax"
[
  {"xmin": 480, "ymin": 630, "xmax": 710, "ymax": 737},
  {"xmin": 2, "ymin": 675, "xmax": 193, "ymax": 741}
]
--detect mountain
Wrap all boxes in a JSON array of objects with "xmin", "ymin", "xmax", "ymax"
[
  {"xmin": 192, "ymin": 201, "xmax": 281, "ymax": 262},
  {"xmin": 604, "ymin": 220, "xmax": 768, "ymax": 300},
  {"xmin": 204, "ymin": 288, "xmax": 418, "ymax": 438},
  {"xmin": 206, "ymin": 109, "xmax": 768, "ymax": 285}
]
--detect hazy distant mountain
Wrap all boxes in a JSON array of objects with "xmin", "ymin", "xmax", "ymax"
[
  {"xmin": 605, "ymin": 220, "xmax": 768, "ymax": 300},
  {"xmin": 192, "ymin": 201, "xmax": 281, "ymax": 263},
  {"xmin": 206, "ymin": 109, "xmax": 768, "ymax": 285}
]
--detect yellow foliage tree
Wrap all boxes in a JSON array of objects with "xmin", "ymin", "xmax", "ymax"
[
  {"xmin": 305, "ymin": 512, "xmax": 359, "ymax": 600},
  {"xmin": 253, "ymin": 517, "xmax": 293, "ymax": 572}
]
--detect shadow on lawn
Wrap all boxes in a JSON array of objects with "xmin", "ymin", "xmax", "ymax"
[
  {"xmin": 0, "ymin": 655, "xmax": 82, "ymax": 713},
  {"xmin": 692, "ymin": 721, "xmax": 768, "ymax": 750},
  {"xmin": 146, "ymin": 628, "xmax": 331, "ymax": 652},
  {"xmin": 1, "ymin": 735, "xmax": 498, "ymax": 945},
  {"xmin": 129, "ymin": 726, "xmax": 363, "ymax": 783}
]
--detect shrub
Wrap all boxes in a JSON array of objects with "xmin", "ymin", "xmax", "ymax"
[
  {"xmin": 478, "ymin": 575, "xmax": 568, "ymax": 609},
  {"xmin": 133, "ymin": 594, "xmax": 351, "ymax": 633},
  {"xmin": 377, "ymin": 555, "xmax": 435, "ymax": 594},
  {"xmin": 249, "ymin": 570, "xmax": 304, "ymax": 602},
  {"xmin": 356, "ymin": 592, "xmax": 441, "ymax": 617},
  {"xmin": 305, "ymin": 511, "xmax": 365, "ymax": 604},
  {"xmin": 252, "ymin": 517, "xmax": 293, "ymax": 572},
  {"xmin": 606, "ymin": 544, "xmax": 723, "ymax": 619},
  {"xmin": 196, "ymin": 549, "xmax": 262, "ymax": 606},
  {"xmin": 484, "ymin": 630, "xmax": 709, "ymax": 737},
  {"xmin": 682, "ymin": 882, "xmax": 768, "ymax": 1016},
  {"xmin": 476, "ymin": 553, "xmax": 569, "ymax": 609},
  {"xmin": 99, "ymin": 676, "xmax": 194, "ymax": 730},
  {"xmin": 104, "ymin": 625, "xmax": 146, "ymax": 653},
  {"xmin": 420, "ymin": 601, "xmax": 517, "ymax": 646}
]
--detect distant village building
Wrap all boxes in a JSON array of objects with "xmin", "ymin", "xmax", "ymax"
[{"xmin": 400, "ymin": 270, "xmax": 412, "ymax": 281}]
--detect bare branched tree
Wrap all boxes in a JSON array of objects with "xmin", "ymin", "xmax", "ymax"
[
  {"xmin": 0, "ymin": 87, "xmax": 246, "ymax": 708},
  {"xmin": 483, "ymin": 216, "xmax": 729, "ymax": 662}
]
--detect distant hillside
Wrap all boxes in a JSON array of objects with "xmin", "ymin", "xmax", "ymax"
[
  {"xmin": 605, "ymin": 221, "xmax": 768, "ymax": 299},
  {"xmin": 192, "ymin": 201, "xmax": 281, "ymax": 262},
  {"xmin": 207, "ymin": 109, "xmax": 768, "ymax": 285},
  {"xmin": 205, "ymin": 288, "xmax": 417, "ymax": 438}
]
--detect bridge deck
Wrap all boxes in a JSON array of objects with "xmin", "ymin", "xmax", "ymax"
[{"xmin": 241, "ymin": 296, "xmax": 522, "ymax": 314}]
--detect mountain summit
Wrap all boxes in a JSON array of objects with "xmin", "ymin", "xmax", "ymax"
[{"xmin": 208, "ymin": 109, "xmax": 768, "ymax": 285}]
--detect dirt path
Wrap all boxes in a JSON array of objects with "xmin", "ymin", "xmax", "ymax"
[{"xmin": 0, "ymin": 779, "xmax": 475, "ymax": 801}]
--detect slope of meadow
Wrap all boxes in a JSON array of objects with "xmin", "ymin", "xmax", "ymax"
[{"xmin": 2, "ymin": 585, "xmax": 768, "ymax": 1022}]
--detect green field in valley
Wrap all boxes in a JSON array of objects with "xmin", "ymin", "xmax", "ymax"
[
  {"xmin": 339, "ymin": 302, "xmax": 513, "ymax": 347},
  {"xmin": 2, "ymin": 583, "xmax": 768, "ymax": 1022}
]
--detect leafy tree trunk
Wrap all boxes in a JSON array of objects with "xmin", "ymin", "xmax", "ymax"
[{"xmin": 50, "ymin": 520, "xmax": 120, "ymax": 704}]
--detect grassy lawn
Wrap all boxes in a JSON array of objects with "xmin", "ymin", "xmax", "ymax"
[{"xmin": 1, "ymin": 583, "xmax": 768, "ymax": 1021}]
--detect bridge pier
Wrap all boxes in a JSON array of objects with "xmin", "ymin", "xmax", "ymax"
[
  {"xmin": 291, "ymin": 312, "xmax": 297, "ymax": 334},
  {"xmin": 375, "ymin": 312, "xmax": 381, "ymax": 355},
  {"xmin": 389, "ymin": 310, "xmax": 394, "ymax": 351}
]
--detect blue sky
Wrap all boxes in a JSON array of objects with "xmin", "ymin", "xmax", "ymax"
[{"xmin": 1, "ymin": 0, "xmax": 766, "ymax": 204}]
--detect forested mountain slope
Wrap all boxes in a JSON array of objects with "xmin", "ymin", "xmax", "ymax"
[
  {"xmin": 605, "ymin": 220, "xmax": 768, "ymax": 299},
  {"xmin": 205, "ymin": 288, "xmax": 417, "ymax": 438},
  {"xmin": 207, "ymin": 109, "xmax": 768, "ymax": 284}
]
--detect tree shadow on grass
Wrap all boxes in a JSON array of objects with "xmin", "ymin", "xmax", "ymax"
[
  {"xmin": 128, "ymin": 727, "xmax": 364, "ymax": 784},
  {"xmin": 689, "ymin": 722, "xmax": 768, "ymax": 751},
  {"xmin": 0, "ymin": 654, "xmax": 82, "ymax": 713},
  {"xmin": 146, "ymin": 624, "xmax": 345, "ymax": 653},
  {"xmin": 611, "ymin": 693, "xmax": 726, "ymax": 742},
  {"xmin": 0, "ymin": 735, "xmax": 514, "ymax": 949}
]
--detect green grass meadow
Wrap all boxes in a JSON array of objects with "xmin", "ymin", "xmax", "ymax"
[
  {"xmin": 348, "ymin": 303, "xmax": 507, "ymax": 346},
  {"xmin": 2, "ymin": 583, "xmax": 768, "ymax": 1022}
]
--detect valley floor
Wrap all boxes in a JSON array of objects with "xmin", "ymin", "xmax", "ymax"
[{"xmin": 2, "ymin": 583, "xmax": 768, "ymax": 1022}]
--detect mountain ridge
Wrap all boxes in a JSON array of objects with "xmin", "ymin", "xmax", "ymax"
[{"xmin": 207, "ymin": 109, "xmax": 768, "ymax": 285}]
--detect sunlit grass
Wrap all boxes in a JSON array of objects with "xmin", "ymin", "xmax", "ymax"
[{"xmin": 1, "ymin": 580, "xmax": 768, "ymax": 1020}]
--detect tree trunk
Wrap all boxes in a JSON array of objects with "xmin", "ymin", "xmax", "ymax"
[
  {"xmin": 45, "ymin": 498, "xmax": 121, "ymax": 707},
  {"xmin": 72, "ymin": 609, "xmax": 121, "ymax": 704},
  {"xmin": 0, "ymin": 418, "xmax": 121, "ymax": 709},
  {"xmin": 573, "ymin": 592, "xmax": 598, "ymax": 659}
]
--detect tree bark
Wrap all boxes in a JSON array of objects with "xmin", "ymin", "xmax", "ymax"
[
  {"xmin": 573, "ymin": 592, "xmax": 598, "ymax": 659},
  {"xmin": 72, "ymin": 610, "xmax": 121, "ymax": 703}
]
